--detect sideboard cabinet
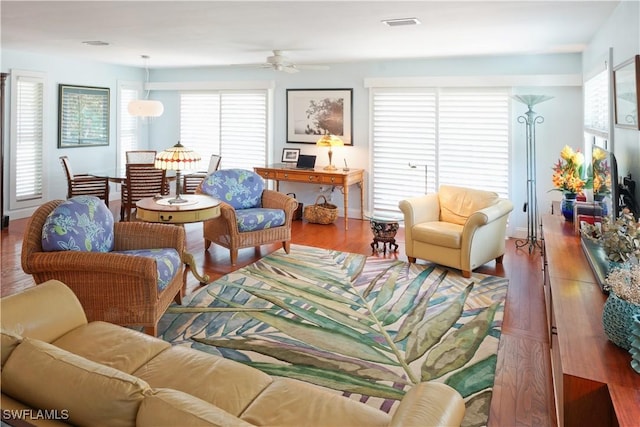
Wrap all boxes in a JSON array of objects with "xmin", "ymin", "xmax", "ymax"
[{"xmin": 541, "ymin": 215, "xmax": 640, "ymax": 427}]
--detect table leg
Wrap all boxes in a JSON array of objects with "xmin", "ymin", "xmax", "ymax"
[
  {"xmin": 359, "ymin": 181, "xmax": 364, "ymax": 220},
  {"xmin": 344, "ymin": 185, "xmax": 349, "ymax": 230},
  {"xmin": 183, "ymin": 251, "xmax": 210, "ymax": 285}
]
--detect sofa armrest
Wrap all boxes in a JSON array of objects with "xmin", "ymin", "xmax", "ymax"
[
  {"xmin": 389, "ymin": 382, "xmax": 465, "ymax": 427},
  {"xmin": 0, "ymin": 280, "xmax": 87, "ymax": 343},
  {"xmin": 465, "ymin": 199, "xmax": 514, "ymax": 229},
  {"xmin": 399, "ymin": 194, "xmax": 440, "ymax": 227},
  {"xmin": 114, "ymin": 222, "xmax": 186, "ymax": 253}
]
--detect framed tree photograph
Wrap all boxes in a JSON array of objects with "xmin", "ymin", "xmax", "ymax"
[
  {"xmin": 58, "ymin": 84, "xmax": 110, "ymax": 148},
  {"xmin": 281, "ymin": 148, "xmax": 300, "ymax": 163},
  {"xmin": 286, "ymin": 88, "xmax": 353, "ymax": 145},
  {"xmin": 613, "ymin": 55, "xmax": 640, "ymax": 130}
]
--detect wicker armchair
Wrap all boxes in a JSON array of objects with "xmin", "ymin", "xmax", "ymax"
[
  {"xmin": 197, "ymin": 169, "xmax": 298, "ymax": 266},
  {"xmin": 21, "ymin": 199, "xmax": 186, "ymax": 336}
]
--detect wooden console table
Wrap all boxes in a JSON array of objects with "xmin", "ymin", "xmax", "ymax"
[
  {"xmin": 254, "ymin": 165, "xmax": 364, "ymax": 230},
  {"xmin": 542, "ymin": 215, "xmax": 640, "ymax": 427},
  {"xmin": 136, "ymin": 194, "xmax": 221, "ymax": 284}
]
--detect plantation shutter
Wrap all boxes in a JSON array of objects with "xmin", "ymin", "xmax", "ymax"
[
  {"xmin": 118, "ymin": 86, "xmax": 140, "ymax": 173},
  {"xmin": 583, "ymin": 69, "xmax": 609, "ymax": 135},
  {"xmin": 370, "ymin": 87, "xmax": 510, "ymax": 214},
  {"xmin": 438, "ymin": 89, "xmax": 509, "ymax": 197},
  {"xmin": 12, "ymin": 73, "xmax": 44, "ymax": 204},
  {"xmin": 180, "ymin": 91, "xmax": 267, "ymax": 171},
  {"xmin": 371, "ymin": 89, "xmax": 436, "ymax": 214},
  {"xmin": 180, "ymin": 93, "xmax": 221, "ymax": 172}
]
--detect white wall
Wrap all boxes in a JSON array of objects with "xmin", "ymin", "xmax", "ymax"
[
  {"xmin": 0, "ymin": 49, "xmax": 586, "ymax": 237},
  {"xmin": 583, "ymin": 0, "xmax": 640, "ymax": 186}
]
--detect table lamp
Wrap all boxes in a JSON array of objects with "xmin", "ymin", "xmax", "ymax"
[
  {"xmin": 316, "ymin": 134, "xmax": 344, "ymax": 171},
  {"xmin": 155, "ymin": 142, "xmax": 201, "ymax": 204}
]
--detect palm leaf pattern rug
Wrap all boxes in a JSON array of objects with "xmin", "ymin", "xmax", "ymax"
[{"xmin": 158, "ymin": 245, "xmax": 508, "ymax": 427}]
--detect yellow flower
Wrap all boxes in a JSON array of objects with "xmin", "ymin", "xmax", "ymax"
[
  {"xmin": 560, "ymin": 145, "xmax": 575, "ymax": 161},
  {"xmin": 551, "ymin": 146, "xmax": 586, "ymax": 194}
]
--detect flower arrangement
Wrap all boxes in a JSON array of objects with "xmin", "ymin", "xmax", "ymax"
[
  {"xmin": 606, "ymin": 264, "xmax": 640, "ymax": 305},
  {"xmin": 591, "ymin": 146, "xmax": 612, "ymax": 195},
  {"xmin": 582, "ymin": 210, "xmax": 640, "ymax": 263},
  {"xmin": 551, "ymin": 145, "xmax": 586, "ymax": 194}
]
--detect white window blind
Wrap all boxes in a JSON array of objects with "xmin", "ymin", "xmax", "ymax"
[
  {"xmin": 118, "ymin": 85, "xmax": 140, "ymax": 173},
  {"xmin": 11, "ymin": 72, "xmax": 44, "ymax": 206},
  {"xmin": 180, "ymin": 91, "xmax": 267, "ymax": 171},
  {"xmin": 584, "ymin": 69, "xmax": 609, "ymax": 135},
  {"xmin": 371, "ymin": 88, "xmax": 510, "ymax": 214}
]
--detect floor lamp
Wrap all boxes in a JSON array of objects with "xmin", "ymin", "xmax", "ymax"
[{"xmin": 513, "ymin": 94, "xmax": 553, "ymax": 253}]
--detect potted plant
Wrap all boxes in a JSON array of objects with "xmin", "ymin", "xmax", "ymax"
[
  {"xmin": 550, "ymin": 145, "xmax": 586, "ymax": 221},
  {"xmin": 602, "ymin": 263, "xmax": 640, "ymax": 351}
]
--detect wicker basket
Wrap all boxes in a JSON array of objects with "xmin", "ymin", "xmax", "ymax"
[{"xmin": 304, "ymin": 195, "xmax": 338, "ymax": 224}]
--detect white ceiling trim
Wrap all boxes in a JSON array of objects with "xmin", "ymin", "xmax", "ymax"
[{"xmin": 364, "ymin": 74, "xmax": 583, "ymax": 88}]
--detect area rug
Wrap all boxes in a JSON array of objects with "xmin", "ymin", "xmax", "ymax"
[{"xmin": 158, "ymin": 244, "xmax": 509, "ymax": 427}]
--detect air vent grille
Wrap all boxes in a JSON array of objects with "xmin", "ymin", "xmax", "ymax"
[{"xmin": 381, "ymin": 18, "xmax": 421, "ymax": 27}]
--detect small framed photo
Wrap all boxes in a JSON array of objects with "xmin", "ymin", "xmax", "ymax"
[{"xmin": 282, "ymin": 148, "xmax": 301, "ymax": 163}]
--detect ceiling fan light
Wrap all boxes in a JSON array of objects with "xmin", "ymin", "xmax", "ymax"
[{"xmin": 128, "ymin": 99, "xmax": 164, "ymax": 117}]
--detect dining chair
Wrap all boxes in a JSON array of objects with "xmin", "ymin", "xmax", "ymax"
[
  {"xmin": 60, "ymin": 156, "xmax": 110, "ymax": 207},
  {"xmin": 121, "ymin": 163, "xmax": 167, "ymax": 221},
  {"xmin": 183, "ymin": 154, "xmax": 222, "ymax": 194}
]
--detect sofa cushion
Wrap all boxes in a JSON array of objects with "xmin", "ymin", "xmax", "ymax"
[
  {"xmin": 1, "ymin": 330, "xmax": 21, "ymax": 368},
  {"xmin": 241, "ymin": 377, "xmax": 390, "ymax": 427},
  {"xmin": 438, "ymin": 185, "xmax": 499, "ymax": 226},
  {"xmin": 413, "ymin": 221, "xmax": 464, "ymax": 249},
  {"xmin": 236, "ymin": 208, "xmax": 286, "ymax": 232},
  {"xmin": 52, "ymin": 321, "xmax": 170, "ymax": 374},
  {"xmin": 113, "ymin": 248, "xmax": 182, "ymax": 291},
  {"xmin": 134, "ymin": 345, "xmax": 273, "ymax": 417},
  {"xmin": 200, "ymin": 169, "xmax": 264, "ymax": 210},
  {"xmin": 137, "ymin": 388, "xmax": 255, "ymax": 427},
  {"xmin": 41, "ymin": 196, "xmax": 114, "ymax": 252},
  {"xmin": 1, "ymin": 337, "xmax": 151, "ymax": 427}
]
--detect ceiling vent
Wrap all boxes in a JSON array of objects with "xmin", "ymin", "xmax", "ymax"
[{"xmin": 381, "ymin": 17, "xmax": 421, "ymax": 27}]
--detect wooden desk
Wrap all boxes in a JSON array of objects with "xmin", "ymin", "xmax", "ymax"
[
  {"xmin": 542, "ymin": 215, "xmax": 640, "ymax": 427},
  {"xmin": 254, "ymin": 165, "xmax": 364, "ymax": 230},
  {"xmin": 136, "ymin": 194, "xmax": 221, "ymax": 284}
]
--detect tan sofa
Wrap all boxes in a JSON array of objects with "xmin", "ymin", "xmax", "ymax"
[
  {"xmin": 1, "ymin": 280, "xmax": 466, "ymax": 427},
  {"xmin": 399, "ymin": 185, "xmax": 513, "ymax": 278}
]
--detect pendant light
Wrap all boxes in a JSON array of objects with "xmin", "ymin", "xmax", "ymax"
[{"xmin": 128, "ymin": 55, "xmax": 164, "ymax": 117}]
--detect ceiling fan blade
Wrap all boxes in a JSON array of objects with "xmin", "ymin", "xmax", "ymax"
[
  {"xmin": 294, "ymin": 64, "xmax": 330, "ymax": 71},
  {"xmin": 282, "ymin": 65, "xmax": 300, "ymax": 73}
]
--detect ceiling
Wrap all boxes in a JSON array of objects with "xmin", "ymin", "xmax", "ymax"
[{"xmin": 1, "ymin": 1, "xmax": 621, "ymax": 69}]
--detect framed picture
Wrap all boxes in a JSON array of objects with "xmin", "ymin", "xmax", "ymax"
[
  {"xmin": 281, "ymin": 148, "xmax": 300, "ymax": 163},
  {"xmin": 286, "ymin": 88, "xmax": 353, "ymax": 145},
  {"xmin": 613, "ymin": 55, "xmax": 640, "ymax": 130},
  {"xmin": 58, "ymin": 84, "xmax": 110, "ymax": 148}
]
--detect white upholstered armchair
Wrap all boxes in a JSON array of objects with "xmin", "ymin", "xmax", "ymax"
[{"xmin": 399, "ymin": 185, "xmax": 513, "ymax": 278}]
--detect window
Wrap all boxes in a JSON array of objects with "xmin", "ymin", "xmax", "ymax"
[
  {"xmin": 370, "ymin": 88, "xmax": 510, "ymax": 214},
  {"xmin": 584, "ymin": 68, "xmax": 609, "ymax": 136},
  {"xmin": 117, "ymin": 82, "xmax": 142, "ymax": 173},
  {"xmin": 180, "ymin": 91, "xmax": 267, "ymax": 171},
  {"xmin": 10, "ymin": 70, "xmax": 45, "ymax": 210}
]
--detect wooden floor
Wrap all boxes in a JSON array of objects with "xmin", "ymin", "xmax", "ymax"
[{"xmin": 0, "ymin": 203, "xmax": 556, "ymax": 427}]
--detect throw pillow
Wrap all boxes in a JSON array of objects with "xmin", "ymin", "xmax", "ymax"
[{"xmin": 41, "ymin": 196, "xmax": 114, "ymax": 252}]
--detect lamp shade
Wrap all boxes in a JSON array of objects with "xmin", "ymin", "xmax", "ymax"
[
  {"xmin": 316, "ymin": 134, "xmax": 344, "ymax": 147},
  {"xmin": 128, "ymin": 99, "xmax": 164, "ymax": 117},
  {"xmin": 155, "ymin": 142, "xmax": 201, "ymax": 171}
]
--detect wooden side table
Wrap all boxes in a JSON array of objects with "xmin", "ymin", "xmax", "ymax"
[{"xmin": 136, "ymin": 194, "xmax": 221, "ymax": 284}]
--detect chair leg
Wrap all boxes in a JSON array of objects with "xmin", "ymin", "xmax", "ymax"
[
  {"xmin": 283, "ymin": 241, "xmax": 291, "ymax": 254},
  {"xmin": 230, "ymin": 249, "xmax": 238, "ymax": 266},
  {"xmin": 496, "ymin": 254, "xmax": 504, "ymax": 264},
  {"xmin": 204, "ymin": 239, "xmax": 212, "ymax": 250},
  {"xmin": 462, "ymin": 270, "xmax": 472, "ymax": 278},
  {"xmin": 143, "ymin": 325, "xmax": 158, "ymax": 336},
  {"xmin": 408, "ymin": 256, "xmax": 417, "ymax": 263}
]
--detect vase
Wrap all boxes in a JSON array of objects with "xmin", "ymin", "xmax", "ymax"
[
  {"xmin": 561, "ymin": 192, "xmax": 577, "ymax": 222},
  {"xmin": 602, "ymin": 291, "xmax": 640, "ymax": 350},
  {"xmin": 594, "ymin": 193, "xmax": 609, "ymax": 216}
]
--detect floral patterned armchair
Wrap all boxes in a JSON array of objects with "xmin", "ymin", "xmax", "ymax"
[
  {"xmin": 21, "ymin": 196, "xmax": 186, "ymax": 335},
  {"xmin": 197, "ymin": 169, "xmax": 298, "ymax": 265}
]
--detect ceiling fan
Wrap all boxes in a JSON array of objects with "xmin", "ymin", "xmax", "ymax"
[{"xmin": 240, "ymin": 50, "xmax": 330, "ymax": 73}]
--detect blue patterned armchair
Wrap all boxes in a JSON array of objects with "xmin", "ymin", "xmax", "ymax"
[
  {"xmin": 21, "ymin": 196, "xmax": 186, "ymax": 336},
  {"xmin": 197, "ymin": 169, "xmax": 298, "ymax": 265}
]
